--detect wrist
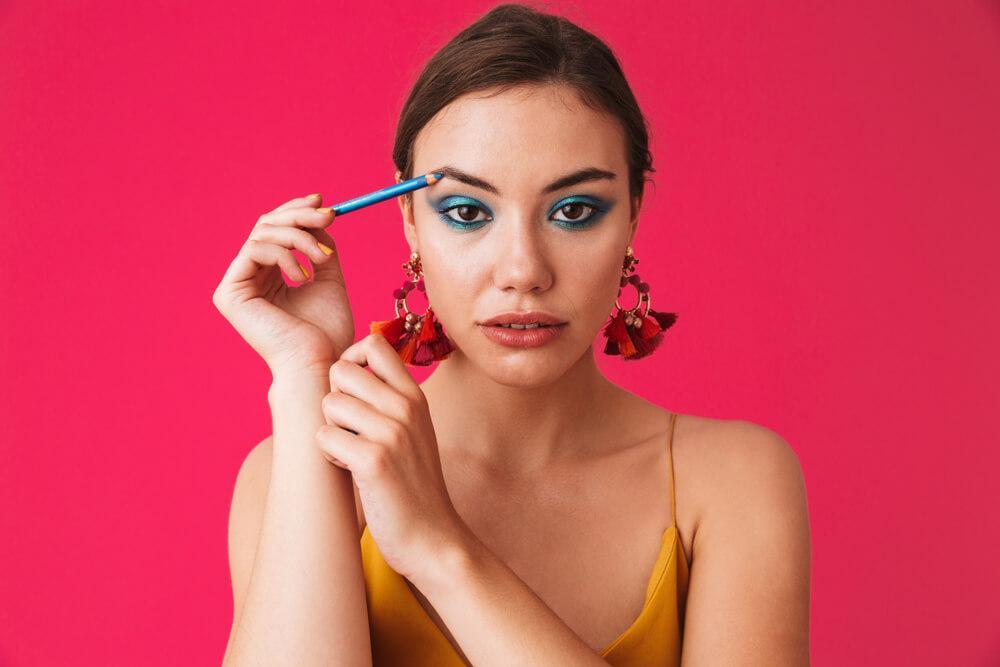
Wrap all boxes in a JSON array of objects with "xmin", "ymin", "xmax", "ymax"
[
  {"xmin": 412, "ymin": 525, "xmax": 487, "ymax": 597},
  {"xmin": 267, "ymin": 370, "xmax": 330, "ymax": 403},
  {"xmin": 268, "ymin": 353, "xmax": 337, "ymax": 383}
]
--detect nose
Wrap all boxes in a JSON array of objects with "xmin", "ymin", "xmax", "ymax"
[{"xmin": 491, "ymin": 214, "xmax": 554, "ymax": 294}]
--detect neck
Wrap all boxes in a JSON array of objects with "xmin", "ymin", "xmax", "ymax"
[{"xmin": 420, "ymin": 346, "xmax": 625, "ymax": 473}]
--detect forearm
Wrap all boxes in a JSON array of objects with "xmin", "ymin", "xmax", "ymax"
[
  {"xmin": 413, "ymin": 533, "xmax": 609, "ymax": 666},
  {"xmin": 225, "ymin": 374, "xmax": 372, "ymax": 666}
]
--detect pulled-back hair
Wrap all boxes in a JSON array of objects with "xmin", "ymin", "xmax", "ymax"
[{"xmin": 393, "ymin": 2, "xmax": 655, "ymax": 202}]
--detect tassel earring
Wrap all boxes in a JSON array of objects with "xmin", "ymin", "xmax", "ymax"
[
  {"xmin": 370, "ymin": 250, "xmax": 455, "ymax": 367},
  {"xmin": 601, "ymin": 245, "xmax": 678, "ymax": 360}
]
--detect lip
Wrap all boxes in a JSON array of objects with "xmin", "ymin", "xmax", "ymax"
[
  {"xmin": 478, "ymin": 310, "xmax": 567, "ymax": 326},
  {"xmin": 479, "ymin": 323, "xmax": 566, "ymax": 348}
]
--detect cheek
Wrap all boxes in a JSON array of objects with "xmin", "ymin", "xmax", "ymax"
[
  {"xmin": 416, "ymin": 246, "xmax": 479, "ymax": 329},
  {"xmin": 566, "ymin": 238, "xmax": 626, "ymax": 302},
  {"xmin": 577, "ymin": 259, "xmax": 623, "ymax": 320}
]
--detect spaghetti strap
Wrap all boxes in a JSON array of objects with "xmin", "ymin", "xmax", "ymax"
[{"xmin": 667, "ymin": 411, "xmax": 679, "ymax": 528}]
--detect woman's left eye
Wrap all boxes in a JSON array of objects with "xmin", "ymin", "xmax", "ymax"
[{"xmin": 551, "ymin": 201, "xmax": 600, "ymax": 224}]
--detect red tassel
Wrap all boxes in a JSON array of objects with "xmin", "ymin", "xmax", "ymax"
[
  {"xmin": 602, "ymin": 308, "xmax": 678, "ymax": 360},
  {"xmin": 370, "ymin": 314, "xmax": 407, "ymax": 343},
  {"xmin": 370, "ymin": 308, "xmax": 455, "ymax": 367}
]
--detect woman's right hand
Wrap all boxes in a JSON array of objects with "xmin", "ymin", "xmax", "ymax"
[{"xmin": 212, "ymin": 193, "xmax": 355, "ymax": 378}]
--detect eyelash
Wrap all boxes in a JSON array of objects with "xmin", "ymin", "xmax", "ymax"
[{"xmin": 436, "ymin": 198, "xmax": 606, "ymax": 230}]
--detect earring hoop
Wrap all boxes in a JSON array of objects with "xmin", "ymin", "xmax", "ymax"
[
  {"xmin": 393, "ymin": 251, "xmax": 430, "ymax": 333},
  {"xmin": 370, "ymin": 250, "xmax": 455, "ymax": 366},
  {"xmin": 614, "ymin": 246, "xmax": 653, "ymax": 326},
  {"xmin": 601, "ymin": 245, "xmax": 679, "ymax": 360}
]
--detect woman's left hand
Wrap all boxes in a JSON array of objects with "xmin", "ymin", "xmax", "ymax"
[{"xmin": 316, "ymin": 332, "xmax": 470, "ymax": 584}]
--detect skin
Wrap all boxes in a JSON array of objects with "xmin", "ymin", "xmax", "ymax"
[
  {"xmin": 221, "ymin": 82, "xmax": 811, "ymax": 665},
  {"xmin": 403, "ymin": 83, "xmax": 646, "ymax": 468}
]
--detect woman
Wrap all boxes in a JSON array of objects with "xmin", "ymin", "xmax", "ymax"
[{"xmin": 213, "ymin": 4, "xmax": 811, "ymax": 665}]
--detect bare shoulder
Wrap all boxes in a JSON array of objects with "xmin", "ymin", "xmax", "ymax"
[
  {"xmin": 674, "ymin": 414, "xmax": 812, "ymax": 662},
  {"xmin": 677, "ymin": 415, "xmax": 806, "ymax": 501},
  {"xmin": 227, "ymin": 437, "xmax": 273, "ymax": 610},
  {"xmin": 673, "ymin": 414, "xmax": 809, "ymax": 548},
  {"xmin": 229, "ymin": 435, "xmax": 273, "ymax": 574},
  {"xmin": 224, "ymin": 435, "xmax": 273, "ymax": 655},
  {"xmin": 611, "ymin": 396, "xmax": 807, "ymax": 530},
  {"xmin": 234, "ymin": 434, "xmax": 273, "ymax": 494}
]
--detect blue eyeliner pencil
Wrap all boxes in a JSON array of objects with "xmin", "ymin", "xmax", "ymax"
[{"xmin": 325, "ymin": 171, "xmax": 445, "ymax": 217}]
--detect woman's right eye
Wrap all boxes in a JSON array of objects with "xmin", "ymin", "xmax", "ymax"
[{"xmin": 437, "ymin": 202, "xmax": 492, "ymax": 227}]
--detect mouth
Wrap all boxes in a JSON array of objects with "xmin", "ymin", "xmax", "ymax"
[
  {"xmin": 485, "ymin": 322, "xmax": 562, "ymax": 329},
  {"xmin": 478, "ymin": 310, "xmax": 568, "ymax": 328},
  {"xmin": 477, "ymin": 318, "xmax": 568, "ymax": 348}
]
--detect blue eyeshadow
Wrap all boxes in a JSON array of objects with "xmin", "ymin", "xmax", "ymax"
[
  {"xmin": 547, "ymin": 195, "xmax": 613, "ymax": 229},
  {"xmin": 431, "ymin": 193, "xmax": 614, "ymax": 231},
  {"xmin": 433, "ymin": 195, "xmax": 493, "ymax": 230}
]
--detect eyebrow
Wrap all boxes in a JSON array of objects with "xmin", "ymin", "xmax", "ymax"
[{"xmin": 430, "ymin": 165, "xmax": 617, "ymax": 196}]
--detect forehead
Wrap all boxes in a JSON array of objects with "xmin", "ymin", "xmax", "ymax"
[{"xmin": 412, "ymin": 84, "xmax": 628, "ymax": 188}]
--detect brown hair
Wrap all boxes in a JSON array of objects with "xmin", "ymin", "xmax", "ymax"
[{"xmin": 392, "ymin": 2, "xmax": 655, "ymax": 204}]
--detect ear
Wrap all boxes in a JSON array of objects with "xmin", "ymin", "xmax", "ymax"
[
  {"xmin": 627, "ymin": 192, "xmax": 643, "ymax": 247},
  {"xmin": 396, "ymin": 170, "xmax": 418, "ymax": 251}
]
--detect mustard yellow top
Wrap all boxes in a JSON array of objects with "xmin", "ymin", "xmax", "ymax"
[{"xmin": 360, "ymin": 411, "xmax": 689, "ymax": 666}]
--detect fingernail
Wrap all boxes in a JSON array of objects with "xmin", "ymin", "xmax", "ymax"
[
  {"xmin": 305, "ymin": 193, "xmax": 321, "ymax": 200},
  {"xmin": 297, "ymin": 262, "xmax": 311, "ymax": 280},
  {"xmin": 318, "ymin": 243, "xmax": 334, "ymax": 255},
  {"xmin": 315, "ymin": 206, "xmax": 333, "ymax": 215}
]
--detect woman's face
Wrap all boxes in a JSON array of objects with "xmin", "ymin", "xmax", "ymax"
[{"xmin": 399, "ymin": 83, "xmax": 641, "ymax": 387}]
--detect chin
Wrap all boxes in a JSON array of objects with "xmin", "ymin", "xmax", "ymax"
[
  {"xmin": 481, "ymin": 359, "xmax": 570, "ymax": 388},
  {"xmin": 445, "ymin": 331, "xmax": 587, "ymax": 388}
]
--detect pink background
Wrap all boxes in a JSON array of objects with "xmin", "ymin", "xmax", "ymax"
[{"xmin": 2, "ymin": 1, "xmax": 998, "ymax": 664}]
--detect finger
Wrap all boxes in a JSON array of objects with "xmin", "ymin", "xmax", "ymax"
[
  {"xmin": 299, "ymin": 227, "xmax": 344, "ymax": 281},
  {"xmin": 337, "ymin": 333, "xmax": 422, "ymax": 401},
  {"xmin": 329, "ymin": 358, "xmax": 413, "ymax": 424},
  {"xmin": 315, "ymin": 423, "xmax": 366, "ymax": 470},
  {"xmin": 257, "ymin": 205, "xmax": 335, "ymax": 231},
  {"xmin": 267, "ymin": 193, "xmax": 323, "ymax": 215},
  {"xmin": 303, "ymin": 226, "xmax": 338, "ymax": 258},
  {"xmin": 250, "ymin": 222, "xmax": 334, "ymax": 266},
  {"xmin": 221, "ymin": 238, "xmax": 310, "ymax": 285},
  {"xmin": 321, "ymin": 390, "xmax": 403, "ymax": 444}
]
